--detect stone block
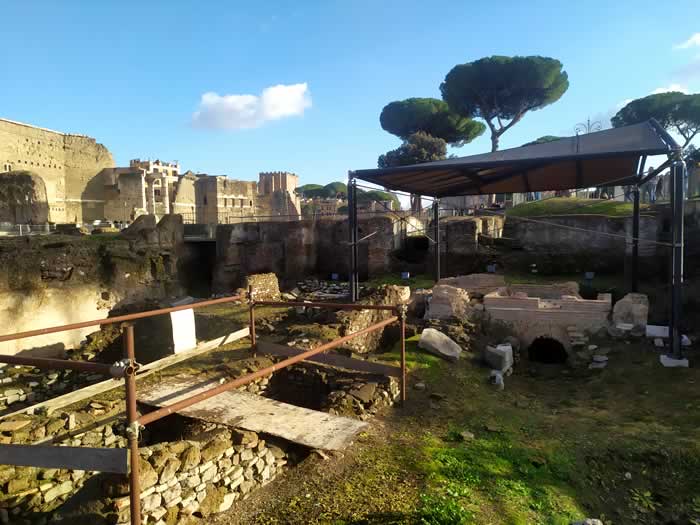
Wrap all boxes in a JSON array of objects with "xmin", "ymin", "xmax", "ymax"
[
  {"xmin": 425, "ymin": 285, "xmax": 471, "ymax": 320},
  {"xmin": 484, "ymin": 344, "xmax": 514, "ymax": 372},
  {"xmin": 612, "ymin": 293, "xmax": 649, "ymax": 329},
  {"xmin": 245, "ymin": 273, "xmax": 281, "ymax": 301},
  {"xmin": 418, "ymin": 328, "xmax": 462, "ymax": 362},
  {"xmin": 43, "ymin": 480, "xmax": 73, "ymax": 503}
]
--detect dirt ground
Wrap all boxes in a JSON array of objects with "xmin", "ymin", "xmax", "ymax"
[{"xmin": 206, "ymin": 331, "xmax": 700, "ymax": 525}]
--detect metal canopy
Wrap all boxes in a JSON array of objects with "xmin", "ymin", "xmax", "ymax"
[{"xmin": 353, "ymin": 120, "xmax": 675, "ymax": 197}]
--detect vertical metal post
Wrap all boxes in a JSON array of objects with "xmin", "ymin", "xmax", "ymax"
[
  {"xmin": 248, "ymin": 285, "xmax": 256, "ymax": 353},
  {"xmin": 632, "ymin": 155, "xmax": 645, "ymax": 293},
  {"xmin": 353, "ymin": 179, "xmax": 360, "ymax": 300},
  {"xmin": 670, "ymin": 158, "xmax": 685, "ymax": 358},
  {"xmin": 632, "ymin": 185, "xmax": 640, "ymax": 292},
  {"xmin": 123, "ymin": 324, "xmax": 141, "ymax": 525},
  {"xmin": 348, "ymin": 172, "xmax": 357, "ymax": 303},
  {"xmin": 398, "ymin": 305, "xmax": 407, "ymax": 404},
  {"xmin": 433, "ymin": 199, "xmax": 441, "ymax": 282}
]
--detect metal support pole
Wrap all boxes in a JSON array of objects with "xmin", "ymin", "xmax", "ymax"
[
  {"xmin": 670, "ymin": 159, "xmax": 686, "ymax": 358},
  {"xmin": 631, "ymin": 155, "xmax": 646, "ymax": 293},
  {"xmin": 353, "ymin": 180, "xmax": 360, "ymax": 300},
  {"xmin": 632, "ymin": 185, "xmax": 640, "ymax": 292},
  {"xmin": 123, "ymin": 324, "xmax": 141, "ymax": 525},
  {"xmin": 248, "ymin": 286, "xmax": 256, "ymax": 354},
  {"xmin": 348, "ymin": 172, "xmax": 357, "ymax": 303},
  {"xmin": 433, "ymin": 199, "xmax": 441, "ymax": 282},
  {"xmin": 398, "ymin": 305, "xmax": 407, "ymax": 404}
]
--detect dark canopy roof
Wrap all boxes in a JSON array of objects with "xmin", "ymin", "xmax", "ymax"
[{"xmin": 353, "ymin": 120, "xmax": 677, "ymax": 197}]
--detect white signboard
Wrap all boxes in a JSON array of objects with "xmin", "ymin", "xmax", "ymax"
[{"xmin": 170, "ymin": 309, "xmax": 197, "ymax": 354}]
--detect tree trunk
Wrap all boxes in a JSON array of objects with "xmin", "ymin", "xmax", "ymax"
[{"xmin": 488, "ymin": 132, "xmax": 500, "ymax": 204}]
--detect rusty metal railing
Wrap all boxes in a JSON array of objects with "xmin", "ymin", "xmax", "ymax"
[{"xmin": 0, "ymin": 290, "xmax": 407, "ymax": 524}]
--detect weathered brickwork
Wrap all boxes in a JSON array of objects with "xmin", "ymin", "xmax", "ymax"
[{"xmin": 0, "ymin": 118, "xmax": 115, "ymax": 223}]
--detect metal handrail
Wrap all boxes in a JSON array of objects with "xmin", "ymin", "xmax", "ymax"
[
  {"xmin": 0, "ymin": 294, "xmax": 243, "ymax": 343},
  {"xmin": 0, "ymin": 291, "xmax": 407, "ymax": 525}
]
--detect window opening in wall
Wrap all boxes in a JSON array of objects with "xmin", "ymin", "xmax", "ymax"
[{"xmin": 204, "ymin": 196, "xmax": 208, "ymax": 205}]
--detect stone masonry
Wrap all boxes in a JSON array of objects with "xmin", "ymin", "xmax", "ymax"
[
  {"xmin": 0, "ymin": 118, "xmax": 115, "ymax": 223},
  {"xmin": 484, "ymin": 284, "xmax": 612, "ymax": 351}
]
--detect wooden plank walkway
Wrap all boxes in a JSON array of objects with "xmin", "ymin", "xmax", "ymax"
[
  {"xmin": 139, "ymin": 376, "xmax": 367, "ymax": 451},
  {"xmin": 257, "ymin": 340, "xmax": 401, "ymax": 377}
]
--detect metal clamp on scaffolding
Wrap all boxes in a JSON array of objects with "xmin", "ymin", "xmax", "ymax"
[{"xmin": 109, "ymin": 358, "xmax": 142, "ymax": 379}]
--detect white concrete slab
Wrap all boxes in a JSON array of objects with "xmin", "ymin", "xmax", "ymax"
[
  {"xmin": 647, "ymin": 325, "xmax": 669, "ymax": 338},
  {"xmin": 170, "ymin": 308, "xmax": 197, "ymax": 353},
  {"xmin": 139, "ymin": 376, "xmax": 368, "ymax": 451},
  {"xmin": 660, "ymin": 355, "xmax": 689, "ymax": 368}
]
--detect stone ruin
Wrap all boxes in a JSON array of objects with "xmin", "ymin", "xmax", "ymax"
[{"xmin": 483, "ymin": 282, "xmax": 612, "ymax": 354}]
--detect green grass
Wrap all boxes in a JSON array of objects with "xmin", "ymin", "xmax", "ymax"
[
  {"xmin": 504, "ymin": 270, "xmax": 624, "ymax": 291},
  {"xmin": 366, "ymin": 274, "xmax": 435, "ymax": 291},
  {"xmin": 507, "ymin": 198, "xmax": 650, "ymax": 218},
  {"xmin": 376, "ymin": 335, "xmax": 444, "ymax": 383}
]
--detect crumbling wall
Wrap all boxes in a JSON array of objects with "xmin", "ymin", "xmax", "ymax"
[
  {"xmin": 244, "ymin": 273, "xmax": 280, "ymax": 301},
  {"xmin": 337, "ymin": 285, "xmax": 410, "ymax": 354},
  {"xmin": 0, "ymin": 216, "xmax": 184, "ymax": 356},
  {"xmin": 0, "ymin": 118, "xmax": 115, "ymax": 224},
  {"xmin": 484, "ymin": 286, "xmax": 612, "ymax": 349},
  {"xmin": 502, "ymin": 214, "xmax": 660, "ymax": 272},
  {"xmin": 213, "ymin": 216, "xmax": 397, "ymax": 292},
  {"xmin": 0, "ymin": 171, "xmax": 49, "ymax": 223}
]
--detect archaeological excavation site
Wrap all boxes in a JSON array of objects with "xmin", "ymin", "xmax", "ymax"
[{"xmin": 0, "ymin": 121, "xmax": 699, "ymax": 525}]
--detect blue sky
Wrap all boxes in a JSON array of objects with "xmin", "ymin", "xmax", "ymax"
[{"xmin": 3, "ymin": 1, "xmax": 700, "ymax": 187}]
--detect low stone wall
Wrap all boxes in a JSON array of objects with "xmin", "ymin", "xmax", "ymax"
[
  {"xmin": 106, "ymin": 426, "xmax": 287, "ymax": 524},
  {"xmin": 337, "ymin": 285, "xmax": 410, "ymax": 354},
  {"xmin": 0, "ymin": 398, "xmax": 128, "ymax": 522},
  {"xmin": 0, "ymin": 361, "xmax": 275, "ymax": 523},
  {"xmin": 484, "ymin": 286, "xmax": 612, "ymax": 350},
  {"xmin": 437, "ymin": 274, "xmax": 506, "ymax": 297}
]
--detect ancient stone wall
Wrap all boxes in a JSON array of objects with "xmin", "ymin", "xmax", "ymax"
[
  {"xmin": 0, "ymin": 216, "xmax": 184, "ymax": 356},
  {"xmin": 503, "ymin": 214, "xmax": 659, "ymax": 259},
  {"xmin": 0, "ymin": 413, "xmax": 287, "ymax": 524},
  {"xmin": 0, "ymin": 118, "xmax": 115, "ymax": 223},
  {"xmin": 484, "ymin": 286, "xmax": 612, "ymax": 350},
  {"xmin": 103, "ymin": 171, "xmax": 147, "ymax": 222},
  {"xmin": 213, "ymin": 216, "xmax": 397, "ymax": 292},
  {"xmin": 337, "ymin": 285, "xmax": 410, "ymax": 354},
  {"xmin": 0, "ymin": 171, "xmax": 49, "ymax": 223}
]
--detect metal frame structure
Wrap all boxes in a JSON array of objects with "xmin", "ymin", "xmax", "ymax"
[
  {"xmin": 0, "ymin": 293, "xmax": 407, "ymax": 524},
  {"xmin": 349, "ymin": 119, "xmax": 686, "ymax": 359}
]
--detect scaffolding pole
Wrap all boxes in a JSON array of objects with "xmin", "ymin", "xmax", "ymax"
[{"xmin": 670, "ymin": 158, "xmax": 686, "ymax": 358}]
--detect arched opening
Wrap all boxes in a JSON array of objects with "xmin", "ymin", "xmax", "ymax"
[
  {"xmin": 398, "ymin": 235, "xmax": 430, "ymax": 263},
  {"xmin": 528, "ymin": 336, "xmax": 568, "ymax": 364}
]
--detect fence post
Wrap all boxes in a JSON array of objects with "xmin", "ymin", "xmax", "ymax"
[
  {"xmin": 248, "ymin": 286, "xmax": 257, "ymax": 355},
  {"xmin": 122, "ymin": 323, "xmax": 141, "ymax": 525},
  {"xmin": 398, "ymin": 304, "xmax": 407, "ymax": 404}
]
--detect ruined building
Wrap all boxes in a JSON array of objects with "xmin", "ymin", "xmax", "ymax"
[
  {"xmin": 103, "ymin": 168, "xmax": 301, "ymax": 224},
  {"xmin": 0, "ymin": 118, "xmax": 114, "ymax": 223},
  {"xmin": 1, "ymin": 117, "xmax": 302, "ymax": 225}
]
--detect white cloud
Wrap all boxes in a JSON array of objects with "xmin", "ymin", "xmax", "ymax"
[
  {"xmin": 192, "ymin": 83, "xmax": 312, "ymax": 130},
  {"xmin": 674, "ymin": 33, "xmax": 700, "ymax": 50},
  {"xmin": 651, "ymin": 83, "xmax": 689, "ymax": 94},
  {"xmin": 674, "ymin": 57, "xmax": 700, "ymax": 82}
]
